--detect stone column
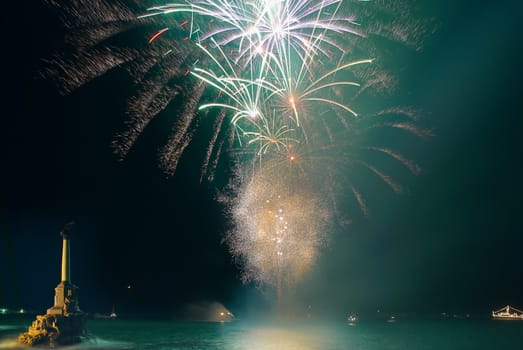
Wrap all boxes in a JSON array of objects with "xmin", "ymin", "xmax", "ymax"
[
  {"xmin": 61, "ymin": 232, "xmax": 71, "ymax": 282},
  {"xmin": 47, "ymin": 222, "xmax": 77, "ymax": 315}
]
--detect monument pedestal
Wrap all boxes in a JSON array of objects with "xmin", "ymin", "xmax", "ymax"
[{"xmin": 17, "ymin": 311, "xmax": 86, "ymax": 347}]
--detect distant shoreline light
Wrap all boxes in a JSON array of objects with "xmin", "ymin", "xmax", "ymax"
[{"xmin": 0, "ymin": 308, "xmax": 36, "ymax": 315}]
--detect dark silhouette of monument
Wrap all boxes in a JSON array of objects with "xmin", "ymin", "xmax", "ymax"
[{"xmin": 17, "ymin": 222, "xmax": 87, "ymax": 347}]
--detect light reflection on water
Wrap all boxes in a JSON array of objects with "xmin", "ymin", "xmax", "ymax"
[
  {"xmin": 2, "ymin": 316, "xmax": 523, "ymax": 350},
  {"xmin": 0, "ymin": 338, "xmax": 133, "ymax": 350},
  {"xmin": 1, "ymin": 319, "xmax": 353, "ymax": 350},
  {"xmin": 230, "ymin": 326, "xmax": 330, "ymax": 350}
]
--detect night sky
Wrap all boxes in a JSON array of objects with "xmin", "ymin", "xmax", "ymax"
[{"xmin": 2, "ymin": 1, "xmax": 522, "ymax": 319}]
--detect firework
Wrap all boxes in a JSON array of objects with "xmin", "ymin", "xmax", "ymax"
[
  {"xmin": 224, "ymin": 164, "xmax": 331, "ymax": 297},
  {"xmin": 43, "ymin": 0, "xmax": 433, "ymax": 296},
  {"xmin": 43, "ymin": 0, "xmax": 432, "ymax": 176},
  {"xmin": 139, "ymin": 0, "xmax": 364, "ymax": 66}
]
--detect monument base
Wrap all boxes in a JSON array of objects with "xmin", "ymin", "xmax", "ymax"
[
  {"xmin": 17, "ymin": 312, "xmax": 87, "ymax": 348},
  {"xmin": 17, "ymin": 281, "xmax": 86, "ymax": 347}
]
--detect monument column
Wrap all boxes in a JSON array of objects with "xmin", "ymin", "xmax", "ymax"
[
  {"xmin": 61, "ymin": 231, "xmax": 71, "ymax": 282},
  {"xmin": 47, "ymin": 221, "xmax": 79, "ymax": 315}
]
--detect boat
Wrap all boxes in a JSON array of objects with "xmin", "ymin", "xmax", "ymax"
[
  {"xmin": 109, "ymin": 305, "xmax": 117, "ymax": 319},
  {"xmin": 387, "ymin": 315, "xmax": 397, "ymax": 323},
  {"xmin": 492, "ymin": 305, "xmax": 523, "ymax": 320},
  {"xmin": 92, "ymin": 306, "xmax": 117, "ymax": 319},
  {"xmin": 347, "ymin": 314, "xmax": 358, "ymax": 324}
]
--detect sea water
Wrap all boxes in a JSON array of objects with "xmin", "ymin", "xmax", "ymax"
[{"xmin": 1, "ymin": 315, "xmax": 521, "ymax": 349}]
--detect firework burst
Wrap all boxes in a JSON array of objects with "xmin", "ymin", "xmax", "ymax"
[
  {"xmin": 222, "ymin": 164, "xmax": 331, "ymax": 297},
  {"xmin": 43, "ymin": 0, "xmax": 432, "ymax": 175},
  {"xmin": 42, "ymin": 0, "xmax": 434, "ymax": 296}
]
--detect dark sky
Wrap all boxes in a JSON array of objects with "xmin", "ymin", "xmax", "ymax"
[{"xmin": 2, "ymin": 1, "xmax": 522, "ymax": 319}]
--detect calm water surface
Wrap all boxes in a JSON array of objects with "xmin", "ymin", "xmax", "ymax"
[{"xmin": 1, "ymin": 315, "xmax": 521, "ymax": 349}]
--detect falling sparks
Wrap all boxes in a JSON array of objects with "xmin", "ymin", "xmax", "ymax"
[{"xmin": 224, "ymin": 165, "xmax": 330, "ymax": 297}]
